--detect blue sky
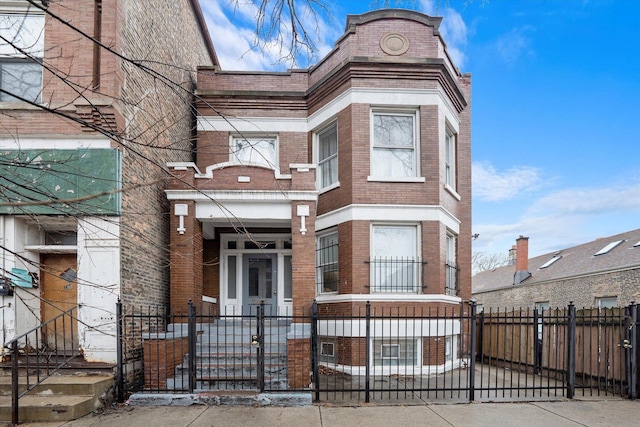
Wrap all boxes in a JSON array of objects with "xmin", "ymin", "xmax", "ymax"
[{"xmin": 202, "ymin": 0, "xmax": 640, "ymax": 258}]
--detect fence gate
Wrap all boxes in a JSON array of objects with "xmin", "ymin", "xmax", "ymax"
[
  {"xmin": 309, "ymin": 302, "xmax": 639, "ymax": 404},
  {"xmin": 117, "ymin": 301, "xmax": 640, "ymax": 401}
]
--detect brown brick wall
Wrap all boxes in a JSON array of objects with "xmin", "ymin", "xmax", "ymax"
[
  {"xmin": 0, "ymin": 0, "xmax": 214, "ymax": 309},
  {"xmin": 143, "ymin": 337, "xmax": 189, "ymax": 390},
  {"xmin": 117, "ymin": 0, "xmax": 214, "ymax": 307}
]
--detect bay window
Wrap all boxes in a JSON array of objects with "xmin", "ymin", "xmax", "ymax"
[
  {"xmin": 371, "ymin": 225, "xmax": 420, "ymax": 293},
  {"xmin": 371, "ymin": 111, "xmax": 418, "ymax": 179},
  {"xmin": 317, "ymin": 123, "xmax": 338, "ymax": 189},
  {"xmin": 316, "ymin": 231, "xmax": 338, "ymax": 293}
]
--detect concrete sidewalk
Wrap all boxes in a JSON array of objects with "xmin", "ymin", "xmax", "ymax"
[{"xmin": 7, "ymin": 398, "xmax": 638, "ymax": 427}]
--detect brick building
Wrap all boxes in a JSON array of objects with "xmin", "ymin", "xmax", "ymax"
[
  {"xmin": 167, "ymin": 10, "xmax": 472, "ymax": 374},
  {"xmin": 473, "ymin": 229, "xmax": 640, "ymax": 310},
  {"xmin": 0, "ymin": 0, "xmax": 216, "ymax": 363}
]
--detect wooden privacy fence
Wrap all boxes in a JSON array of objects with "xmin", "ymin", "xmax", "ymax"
[{"xmin": 477, "ymin": 304, "xmax": 635, "ymax": 397}]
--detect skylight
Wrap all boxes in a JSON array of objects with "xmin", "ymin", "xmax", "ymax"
[
  {"xmin": 539, "ymin": 255, "xmax": 562, "ymax": 269},
  {"xmin": 594, "ymin": 240, "xmax": 624, "ymax": 256}
]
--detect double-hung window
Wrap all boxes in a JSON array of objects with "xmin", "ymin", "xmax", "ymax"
[
  {"xmin": 316, "ymin": 232, "xmax": 338, "ymax": 293},
  {"xmin": 445, "ymin": 129, "xmax": 457, "ymax": 190},
  {"xmin": 317, "ymin": 123, "xmax": 338, "ymax": 190},
  {"xmin": 0, "ymin": 11, "xmax": 44, "ymax": 103},
  {"xmin": 231, "ymin": 136, "xmax": 277, "ymax": 168},
  {"xmin": 445, "ymin": 233, "xmax": 458, "ymax": 296},
  {"xmin": 371, "ymin": 225, "xmax": 419, "ymax": 293},
  {"xmin": 371, "ymin": 111, "xmax": 418, "ymax": 179}
]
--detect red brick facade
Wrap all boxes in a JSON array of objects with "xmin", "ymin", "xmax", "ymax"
[{"xmin": 167, "ymin": 10, "xmax": 471, "ymax": 374}]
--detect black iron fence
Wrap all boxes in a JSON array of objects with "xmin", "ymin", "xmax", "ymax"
[{"xmin": 116, "ymin": 301, "xmax": 640, "ymax": 403}]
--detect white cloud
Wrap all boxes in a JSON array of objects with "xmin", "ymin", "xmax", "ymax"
[
  {"xmin": 496, "ymin": 25, "xmax": 536, "ymax": 65},
  {"xmin": 529, "ymin": 183, "xmax": 640, "ymax": 216},
  {"xmin": 473, "ymin": 161, "xmax": 543, "ymax": 201},
  {"xmin": 474, "ymin": 179, "xmax": 640, "ymax": 256},
  {"xmin": 419, "ymin": 1, "xmax": 468, "ymax": 68},
  {"xmin": 201, "ymin": 1, "xmax": 279, "ymax": 71},
  {"xmin": 201, "ymin": 1, "xmax": 338, "ymax": 70}
]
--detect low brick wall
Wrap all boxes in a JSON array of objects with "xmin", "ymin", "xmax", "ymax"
[{"xmin": 143, "ymin": 333, "xmax": 189, "ymax": 390}]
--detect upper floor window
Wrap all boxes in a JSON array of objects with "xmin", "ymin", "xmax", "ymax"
[
  {"xmin": 445, "ymin": 128, "xmax": 457, "ymax": 190},
  {"xmin": 370, "ymin": 225, "xmax": 420, "ymax": 293},
  {"xmin": 317, "ymin": 123, "xmax": 338, "ymax": 190},
  {"xmin": 316, "ymin": 231, "xmax": 338, "ymax": 294},
  {"xmin": 231, "ymin": 136, "xmax": 277, "ymax": 168},
  {"xmin": 0, "ymin": 12, "xmax": 44, "ymax": 103},
  {"xmin": 371, "ymin": 111, "xmax": 418, "ymax": 179}
]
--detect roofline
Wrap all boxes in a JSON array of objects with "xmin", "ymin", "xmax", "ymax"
[
  {"xmin": 189, "ymin": 0, "xmax": 219, "ymax": 67},
  {"xmin": 473, "ymin": 263, "xmax": 640, "ymax": 295},
  {"xmin": 344, "ymin": 9, "xmax": 443, "ymax": 34}
]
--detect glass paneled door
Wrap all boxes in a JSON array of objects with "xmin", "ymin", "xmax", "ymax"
[{"xmin": 243, "ymin": 254, "xmax": 277, "ymax": 314}]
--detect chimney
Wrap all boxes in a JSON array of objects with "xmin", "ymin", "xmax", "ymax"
[
  {"xmin": 513, "ymin": 235, "xmax": 531, "ymax": 285},
  {"xmin": 508, "ymin": 245, "xmax": 516, "ymax": 265}
]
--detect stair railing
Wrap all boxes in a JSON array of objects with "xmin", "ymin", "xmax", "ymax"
[{"xmin": 4, "ymin": 305, "xmax": 80, "ymax": 425}]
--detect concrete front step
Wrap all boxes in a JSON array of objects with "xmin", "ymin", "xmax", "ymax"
[
  {"xmin": 175, "ymin": 364, "xmax": 286, "ymax": 377},
  {"xmin": 0, "ymin": 374, "xmax": 113, "ymax": 422},
  {"xmin": 166, "ymin": 377, "xmax": 289, "ymax": 391}
]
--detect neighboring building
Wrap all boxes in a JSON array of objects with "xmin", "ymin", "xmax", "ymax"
[
  {"xmin": 167, "ymin": 10, "xmax": 472, "ymax": 374},
  {"xmin": 0, "ymin": 0, "xmax": 216, "ymax": 363},
  {"xmin": 473, "ymin": 230, "xmax": 640, "ymax": 310}
]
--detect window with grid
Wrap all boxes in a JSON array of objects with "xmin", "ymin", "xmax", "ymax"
[
  {"xmin": 316, "ymin": 232, "xmax": 338, "ymax": 293},
  {"xmin": 371, "ymin": 111, "xmax": 417, "ymax": 178},
  {"xmin": 317, "ymin": 123, "xmax": 338, "ymax": 189},
  {"xmin": 373, "ymin": 339, "xmax": 417, "ymax": 367},
  {"xmin": 0, "ymin": 12, "xmax": 44, "ymax": 103}
]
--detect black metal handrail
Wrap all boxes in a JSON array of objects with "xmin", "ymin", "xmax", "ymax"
[
  {"xmin": 4, "ymin": 305, "xmax": 80, "ymax": 425},
  {"xmin": 445, "ymin": 261, "xmax": 460, "ymax": 296},
  {"xmin": 366, "ymin": 257, "xmax": 424, "ymax": 293}
]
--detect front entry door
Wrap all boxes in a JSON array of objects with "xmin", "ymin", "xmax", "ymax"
[
  {"xmin": 40, "ymin": 253, "xmax": 79, "ymax": 352},
  {"xmin": 243, "ymin": 254, "xmax": 277, "ymax": 315}
]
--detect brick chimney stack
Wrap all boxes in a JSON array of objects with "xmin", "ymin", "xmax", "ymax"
[{"xmin": 513, "ymin": 235, "xmax": 531, "ymax": 285}]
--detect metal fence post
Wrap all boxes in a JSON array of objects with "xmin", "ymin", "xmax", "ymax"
[
  {"xmin": 116, "ymin": 299, "xmax": 124, "ymax": 403},
  {"xmin": 365, "ymin": 301, "xmax": 371, "ymax": 404},
  {"xmin": 469, "ymin": 300, "xmax": 477, "ymax": 402},
  {"xmin": 311, "ymin": 300, "xmax": 319, "ymax": 402},
  {"xmin": 188, "ymin": 301, "xmax": 196, "ymax": 393},
  {"xmin": 257, "ymin": 301, "xmax": 265, "ymax": 392},
  {"xmin": 567, "ymin": 302, "xmax": 576, "ymax": 399},
  {"xmin": 628, "ymin": 302, "xmax": 637, "ymax": 400},
  {"xmin": 11, "ymin": 340, "xmax": 19, "ymax": 425}
]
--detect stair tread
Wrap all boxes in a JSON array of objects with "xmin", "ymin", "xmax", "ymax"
[
  {"xmin": 0, "ymin": 374, "xmax": 113, "ymax": 386},
  {"xmin": 0, "ymin": 394, "xmax": 94, "ymax": 406}
]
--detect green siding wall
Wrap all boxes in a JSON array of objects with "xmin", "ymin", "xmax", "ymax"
[{"xmin": 0, "ymin": 148, "xmax": 121, "ymax": 215}]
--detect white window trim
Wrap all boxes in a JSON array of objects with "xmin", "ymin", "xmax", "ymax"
[
  {"xmin": 229, "ymin": 134, "xmax": 279, "ymax": 169},
  {"xmin": 370, "ymin": 223, "xmax": 421, "ymax": 293},
  {"xmin": 0, "ymin": 9, "xmax": 45, "ymax": 105},
  {"xmin": 314, "ymin": 121, "xmax": 339, "ymax": 191},
  {"xmin": 320, "ymin": 341, "xmax": 335, "ymax": 357},
  {"xmin": 316, "ymin": 229, "xmax": 338, "ymax": 295},
  {"xmin": 445, "ymin": 127, "xmax": 456, "ymax": 188},
  {"xmin": 368, "ymin": 109, "xmax": 422, "ymax": 181}
]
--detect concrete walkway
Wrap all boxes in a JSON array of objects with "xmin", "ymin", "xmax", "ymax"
[{"xmin": 7, "ymin": 398, "xmax": 638, "ymax": 427}]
